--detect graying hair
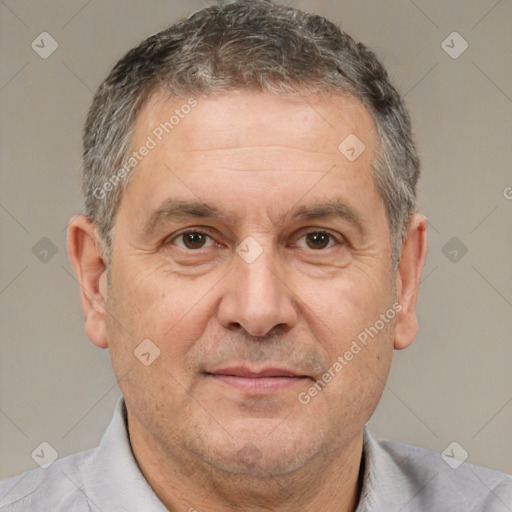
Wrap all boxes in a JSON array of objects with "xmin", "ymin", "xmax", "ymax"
[{"xmin": 82, "ymin": 0, "xmax": 420, "ymax": 270}]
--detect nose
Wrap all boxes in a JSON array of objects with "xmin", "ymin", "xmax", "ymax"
[{"xmin": 217, "ymin": 242, "xmax": 298, "ymax": 337}]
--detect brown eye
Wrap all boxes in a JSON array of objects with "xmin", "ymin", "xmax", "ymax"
[
  {"xmin": 174, "ymin": 232, "xmax": 213, "ymax": 250},
  {"xmin": 303, "ymin": 232, "xmax": 336, "ymax": 250}
]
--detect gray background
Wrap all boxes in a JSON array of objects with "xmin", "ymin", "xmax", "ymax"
[{"xmin": 1, "ymin": 0, "xmax": 511, "ymax": 480}]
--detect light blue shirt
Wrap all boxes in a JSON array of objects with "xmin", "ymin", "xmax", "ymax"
[{"xmin": 1, "ymin": 395, "xmax": 511, "ymax": 511}]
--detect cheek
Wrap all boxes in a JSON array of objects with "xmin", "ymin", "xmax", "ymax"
[
  {"xmin": 316, "ymin": 318, "xmax": 395, "ymax": 431},
  {"xmin": 302, "ymin": 272, "xmax": 392, "ymax": 344},
  {"xmin": 104, "ymin": 275, "xmax": 206, "ymax": 417},
  {"xmin": 301, "ymin": 268, "xmax": 396, "ymax": 400},
  {"xmin": 110, "ymin": 261, "xmax": 180, "ymax": 330},
  {"xmin": 107, "ymin": 263, "xmax": 219, "ymax": 370}
]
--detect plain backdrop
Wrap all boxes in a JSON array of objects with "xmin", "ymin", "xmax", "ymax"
[{"xmin": 0, "ymin": 0, "xmax": 511, "ymax": 480}]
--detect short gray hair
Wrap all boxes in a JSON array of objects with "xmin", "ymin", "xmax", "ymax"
[{"xmin": 82, "ymin": 0, "xmax": 420, "ymax": 270}]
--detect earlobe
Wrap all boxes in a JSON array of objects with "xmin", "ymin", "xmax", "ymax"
[
  {"xmin": 393, "ymin": 213, "xmax": 428, "ymax": 350},
  {"xmin": 67, "ymin": 215, "xmax": 109, "ymax": 349}
]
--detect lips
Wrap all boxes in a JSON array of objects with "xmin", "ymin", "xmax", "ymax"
[
  {"xmin": 206, "ymin": 366, "xmax": 308, "ymax": 393},
  {"xmin": 210, "ymin": 367, "xmax": 305, "ymax": 378}
]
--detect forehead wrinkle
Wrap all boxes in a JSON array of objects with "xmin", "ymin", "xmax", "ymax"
[{"xmin": 173, "ymin": 146, "xmax": 336, "ymax": 156}]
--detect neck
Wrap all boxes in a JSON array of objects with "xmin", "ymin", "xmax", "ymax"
[{"xmin": 127, "ymin": 412, "xmax": 365, "ymax": 512}]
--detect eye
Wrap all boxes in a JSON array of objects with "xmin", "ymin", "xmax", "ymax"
[
  {"xmin": 171, "ymin": 231, "xmax": 215, "ymax": 250},
  {"xmin": 295, "ymin": 231, "xmax": 341, "ymax": 250},
  {"xmin": 166, "ymin": 229, "xmax": 343, "ymax": 252}
]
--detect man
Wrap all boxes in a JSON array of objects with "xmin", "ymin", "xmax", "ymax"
[{"xmin": 1, "ymin": 1, "xmax": 510, "ymax": 510}]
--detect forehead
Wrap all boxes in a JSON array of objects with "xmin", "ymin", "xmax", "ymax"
[
  {"xmin": 135, "ymin": 89, "xmax": 376, "ymax": 160},
  {"xmin": 118, "ymin": 89, "xmax": 382, "ymax": 230}
]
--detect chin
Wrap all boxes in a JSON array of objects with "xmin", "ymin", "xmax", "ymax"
[{"xmin": 190, "ymin": 419, "xmax": 324, "ymax": 477}]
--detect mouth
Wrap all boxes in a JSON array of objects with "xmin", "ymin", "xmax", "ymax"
[{"xmin": 205, "ymin": 366, "xmax": 310, "ymax": 394}]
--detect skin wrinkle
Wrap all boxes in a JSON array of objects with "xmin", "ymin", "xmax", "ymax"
[
  {"xmin": 142, "ymin": 196, "xmax": 369, "ymax": 252},
  {"xmin": 68, "ymin": 89, "xmax": 427, "ymax": 512}
]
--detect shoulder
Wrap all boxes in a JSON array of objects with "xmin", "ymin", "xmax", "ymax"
[
  {"xmin": 368, "ymin": 433, "xmax": 512, "ymax": 511},
  {"xmin": 0, "ymin": 447, "xmax": 96, "ymax": 511}
]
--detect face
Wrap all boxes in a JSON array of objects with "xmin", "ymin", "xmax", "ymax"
[{"xmin": 74, "ymin": 90, "xmax": 415, "ymax": 479}]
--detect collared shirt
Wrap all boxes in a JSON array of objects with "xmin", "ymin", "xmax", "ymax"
[{"xmin": 1, "ymin": 395, "xmax": 511, "ymax": 511}]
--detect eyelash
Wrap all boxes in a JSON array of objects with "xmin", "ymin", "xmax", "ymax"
[{"xmin": 166, "ymin": 228, "xmax": 344, "ymax": 252}]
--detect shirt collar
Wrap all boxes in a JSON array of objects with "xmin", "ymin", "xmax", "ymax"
[
  {"xmin": 356, "ymin": 426, "xmax": 438, "ymax": 511},
  {"xmin": 84, "ymin": 395, "xmax": 169, "ymax": 511}
]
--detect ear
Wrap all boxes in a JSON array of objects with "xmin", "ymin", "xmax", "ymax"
[
  {"xmin": 394, "ymin": 213, "xmax": 428, "ymax": 350},
  {"xmin": 67, "ymin": 215, "xmax": 109, "ymax": 349}
]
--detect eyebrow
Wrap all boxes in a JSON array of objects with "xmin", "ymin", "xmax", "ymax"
[{"xmin": 143, "ymin": 197, "xmax": 366, "ymax": 236}]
